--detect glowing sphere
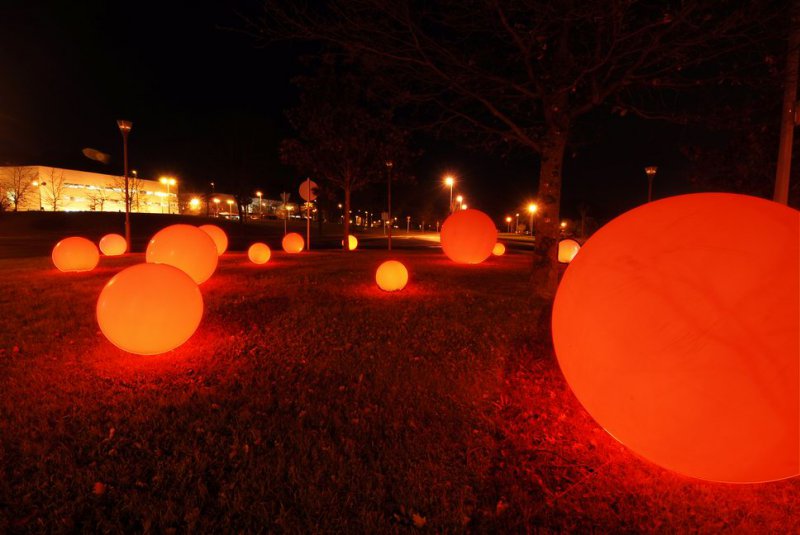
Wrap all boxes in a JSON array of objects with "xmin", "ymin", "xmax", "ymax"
[
  {"xmin": 98, "ymin": 233, "xmax": 127, "ymax": 256},
  {"xmin": 441, "ymin": 209, "xmax": 497, "ymax": 264},
  {"xmin": 198, "ymin": 224, "xmax": 228, "ymax": 255},
  {"xmin": 97, "ymin": 263, "xmax": 203, "ymax": 355},
  {"xmin": 557, "ymin": 239, "xmax": 580, "ymax": 263},
  {"xmin": 52, "ymin": 237, "xmax": 100, "ymax": 272},
  {"xmin": 282, "ymin": 232, "xmax": 305, "ymax": 254},
  {"xmin": 343, "ymin": 235, "xmax": 358, "ymax": 250},
  {"xmin": 248, "ymin": 243, "xmax": 271, "ymax": 264},
  {"xmin": 552, "ymin": 193, "xmax": 800, "ymax": 483},
  {"xmin": 492, "ymin": 243, "xmax": 506, "ymax": 256},
  {"xmin": 145, "ymin": 224, "xmax": 218, "ymax": 284},
  {"xmin": 376, "ymin": 260, "xmax": 409, "ymax": 292}
]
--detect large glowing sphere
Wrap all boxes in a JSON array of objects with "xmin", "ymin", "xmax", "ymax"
[
  {"xmin": 376, "ymin": 260, "xmax": 408, "ymax": 292},
  {"xmin": 52, "ymin": 237, "xmax": 100, "ymax": 272},
  {"xmin": 492, "ymin": 243, "xmax": 506, "ymax": 256},
  {"xmin": 282, "ymin": 232, "xmax": 305, "ymax": 254},
  {"xmin": 145, "ymin": 224, "xmax": 218, "ymax": 284},
  {"xmin": 557, "ymin": 239, "xmax": 580, "ymax": 263},
  {"xmin": 97, "ymin": 263, "xmax": 203, "ymax": 355},
  {"xmin": 98, "ymin": 233, "xmax": 127, "ymax": 256},
  {"xmin": 441, "ymin": 209, "xmax": 498, "ymax": 264},
  {"xmin": 343, "ymin": 235, "xmax": 358, "ymax": 250},
  {"xmin": 198, "ymin": 224, "xmax": 228, "ymax": 255},
  {"xmin": 248, "ymin": 243, "xmax": 271, "ymax": 264},
  {"xmin": 552, "ymin": 193, "xmax": 800, "ymax": 483}
]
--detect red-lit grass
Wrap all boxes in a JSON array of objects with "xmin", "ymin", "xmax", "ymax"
[{"xmin": 0, "ymin": 251, "xmax": 797, "ymax": 532}]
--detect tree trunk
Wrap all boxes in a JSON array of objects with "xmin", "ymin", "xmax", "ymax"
[
  {"xmin": 532, "ymin": 123, "xmax": 568, "ymax": 301},
  {"xmin": 343, "ymin": 185, "xmax": 351, "ymax": 251}
]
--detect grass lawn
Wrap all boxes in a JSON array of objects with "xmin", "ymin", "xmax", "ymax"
[{"xmin": 0, "ymin": 249, "xmax": 797, "ymax": 532}]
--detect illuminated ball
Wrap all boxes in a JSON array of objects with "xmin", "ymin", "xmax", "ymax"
[
  {"xmin": 97, "ymin": 263, "xmax": 203, "ymax": 355},
  {"xmin": 441, "ymin": 209, "xmax": 497, "ymax": 264},
  {"xmin": 552, "ymin": 193, "xmax": 800, "ymax": 483},
  {"xmin": 146, "ymin": 224, "xmax": 218, "ymax": 284},
  {"xmin": 98, "ymin": 233, "xmax": 127, "ymax": 256},
  {"xmin": 248, "ymin": 243, "xmax": 271, "ymax": 264},
  {"xmin": 342, "ymin": 235, "xmax": 358, "ymax": 250},
  {"xmin": 282, "ymin": 232, "xmax": 305, "ymax": 254},
  {"xmin": 52, "ymin": 237, "xmax": 100, "ymax": 272},
  {"xmin": 198, "ymin": 224, "xmax": 228, "ymax": 255},
  {"xmin": 376, "ymin": 260, "xmax": 408, "ymax": 292},
  {"xmin": 557, "ymin": 239, "xmax": 580, "ymax": 263},
  {"xmin": 492, "ymin": 243, "xmax": 506, "ymax": 256}
]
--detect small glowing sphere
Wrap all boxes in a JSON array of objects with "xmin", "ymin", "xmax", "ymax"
[
  {"xmin": 492, "ymin": 243, "xmax": 506, "ymax": 256},
  {"xmin": 248, "ymin": 243, "xmax": 271, "ymax": 264},
  {"xmin": 146, "ymin": 224, "xmax": 218, "ymax": 284},
  {"xmin": 98, "ymin": 234, "xmax": 127, "ymax": 256},
  {"xmin": 97, "ymin": 263, "xmax": 203, "ymax": 355},
  {"xmin": 342, "ymin": 235, "xmax": 358, "ymax": 250},
  {"xmin": 282, "ymin": 232, "xmax": 305, "ymax": 254},
  {"xmin": 198, "ymin": 224, "xmax": 228, "ymax": 255},
  {"xmin": 52, "ymin": 237, "xmax": 100, "ymax": 272},
  {"xmin": 441, "ymin": 209, "xmax": 498, "ymax": 264},
  {"xmin": 376, "ymin": 260, "xmax": 408, "ymax": 292},
  {"xmin": 552, "ymin": 193, "xmax": 800, "ymax": 483},
  {"xmin": 557, "ymin": 239, "xmax": 580, "ymax": 263}
]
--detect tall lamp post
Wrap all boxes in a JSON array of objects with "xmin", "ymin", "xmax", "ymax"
[
  {"xmin": 256, "ymin": 191, "xmax": 263, "ymax": 217},
  {"xmin": 117, "ymin": 119, "xmax": 132, "ymax": 252},
  {"xmin": 444, "ymin": 175, "xmax": 455, "ymax": 213},
  {"xmin": 527, "ymin": 203, "xmax": 538, "ymax": 236},
  {"xmin": 515, "ymin": 213, "xmax": 520, "ymax": 234},
  {"xmin": 386, "ymin": 160, "xmax": 394, "ymax": 251},
  {"xmin": 159, "ymin": 177, "xmax": 176, "ymax": 214},
  {"xmin": 505, "ymin": 216, "xmax": 512, "ymax": 233},
  {"xmin": 213, "ymin": 197, "xmax": 220, "ymax": 217},
  {"xmin": 645, "ymin": 166, "xmax": 658, "ymax": 203}
]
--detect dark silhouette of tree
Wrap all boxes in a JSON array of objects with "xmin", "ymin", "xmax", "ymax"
[
  {"xmin": 280, "ymin": 60, "xmax": 413, "ymax": 250},
  {"xmin": 0, "ymin": 166, "xmax": 36, "ymax": 211},
  {"xmin": 253, "ymin": 0, "xmax": 785, "ymax": 297}
]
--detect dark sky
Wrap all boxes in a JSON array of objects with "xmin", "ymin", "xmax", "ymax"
[{"xmin": 1, "ymin": 0, "xmax": 714, "ymax": 224}]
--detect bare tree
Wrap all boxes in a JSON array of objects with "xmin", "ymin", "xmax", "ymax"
[
  {"xmin": 86, "ymin": 185, "xmax": 115, "ymax": 211},
  {"xmin": 254, "ymin": 0, "xmax": 784, "ymax": 297},
  {"xmin": 0, "ymin": 166, "xmax": 36, "ymax": 211},
  {"xmin": 42, "ymin": 167, "xmax": 66, "ymax": 211},
  {"xmin": 111, "ymin": 174, "xmax": 144, "ymax": 212}
]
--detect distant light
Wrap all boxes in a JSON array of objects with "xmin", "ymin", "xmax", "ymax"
[
  {"xmin": 461, "ymin": 204, "xmax": 467, "ymax": 210},
  {"xmin": 561, "ymin": 221, "xmax": 567, "ymax": 228},
  {"xmin": 527, "ymin": 203, "xmax": 538, "ymax": 214},
  {"xmin": 189, "ymin": 198, "xmax": 200, "ymax": 208},
  {"xmin": 456, "ymin": 195, "xmax": 463, "ymax": 203},
  {"xmin": 505, "ymin": 216, "xmax": 512, "ymax": 223},
  {"xmin": 444, "ymin": 175, "xmax": 455, "ymax": 187}
]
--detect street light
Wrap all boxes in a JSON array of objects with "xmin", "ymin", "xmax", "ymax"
[
  {"xmin": 515, "ymin": 213, "xmax": 520, "ymax": 234},
  {"xmin": 505, "ymin": 216, "xmax": 512, "ymax": 233},
  {"xmin": 456, "ymin": 194, "xmax": 463, "ymax": 211},
  {"xmin": 32, "ymin": 180, "xmax": 43, "ymax": 210},
  {"xmin": 444, "ymin": 175, "xmax": 455, "ymax": 213},
  {"xmin": 645, "ymin": 166, "xmax": 658, "ymax": 203},
  {"xmin": 213, "ymin": 197, "xmax": 220, "ymax": 217},
  {"xmin": 116, "ymin": 119, "xmax": 132, "ymax": 252},
  {"xmin": 461, "ymin": 203, "xmax": 468, "ymax": 210},
  {"xmin": 527, "ymin": 203, "xmax": 538, "ymax": 236},
  {"xmin": 226, "ymin": 199, "xmax": 234, "ymax": 218},
  {"xmin": 189, "ymin": 198, "xmax": 200, "ymax": 211},
  {"xmin": 256, "ymin": 191, "xmax": 263, "ymax": 217},
  {"xmin": 159, "ymin": 177, "xmax": 176, "ymax": 214}
]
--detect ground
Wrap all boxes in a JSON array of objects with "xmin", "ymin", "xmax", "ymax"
[{"xmin": 0, "ymin": 245, "xmax": 798, "ymax": 532}]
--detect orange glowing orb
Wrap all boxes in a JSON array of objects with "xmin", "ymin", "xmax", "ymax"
[
  {"xmin": 248, "ymin": 243, "xmax": 271, "ymax": 264},
  {"xmin": 97, "ymin": 263, "xmax": 203, "ymax": 355},
  {"xmin": 492, "ymin": 243, "xmax": 506, "ymax": 256},
  {"xmin": 145, "ymin": 224, "xmax": 218, "ymax": 284},
  {"xmin": 198, "ymin": 224, "xmax": 228, "ymax": 255},
  {"xmin": 98, "ymin": 233, "xmax": 127, "ymax": 256},
  {"xmin": 342, "ymin": 235, "xmax": 358, "ymax": 250},
  {"xmin": 282, "ymin": 232, "xmax": 305, "ymax": 254},
  {"xmin": 376, "ymin": 260, "xmax": 408, "ymax": 292},
  {"xmin": 441, "ymin": 209, "xmax": 498, "ymax": 264},
  {"xmin": 52, "ymin": 237, "xmax": 100, "ymax": 272},
  {"xmin": 552, "ymin": 193, "xmax": 800, "ymax": 483},
  {"xmin": 557, "ymin": 239, "xmax": 580, "ymax": 263}
]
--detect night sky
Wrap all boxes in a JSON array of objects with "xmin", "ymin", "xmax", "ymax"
[{"xmin": 1, "ymin": 0, "xmax": 723, "ymax": 223}]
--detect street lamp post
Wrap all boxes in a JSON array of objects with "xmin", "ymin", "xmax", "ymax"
[
  {"xmin": 515, "ymin": 213, "xmax": 519, "ymax": 234},
  {"xmin": 159, "ymin": 177, "xmax": 176, "ymax": 214},
  {"xmin": 227, "ymin": 199, "xmax": 234, "ymax": 218},
  {"xmin": 444, "ymin": 175, "xmax": 455, "ymax": 213},
  {"xmin": 645, "ymin": 166, "xmax": 658, "ymax": 203},
  {"xmin": 213, "ymin": 197, "xmax": 220, "ymax": 217},
  {"xmin": 527, "ymin": 203, "xmax": 538, "ymax": 237},
  {"xmin": 456, "ymin": 195, "xmax": 463, "ymax": 211},
  {"xmin": 505, "ymin": 216, "xmax": 512, "ymax": 233},
  {"xmin": 256, "ymin": 191, "xmax": 263, "ymax": 217},
  {"xmin": 32, "ymin": 180, "xmax": 43, "ymax": 210},
  {"xmin": 117, "ymin": 119, "xmax": 132, "ymax": 252},
  {"xmin": 386, "ymin": 160, "xmax": 394, "ymax": 251}
]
